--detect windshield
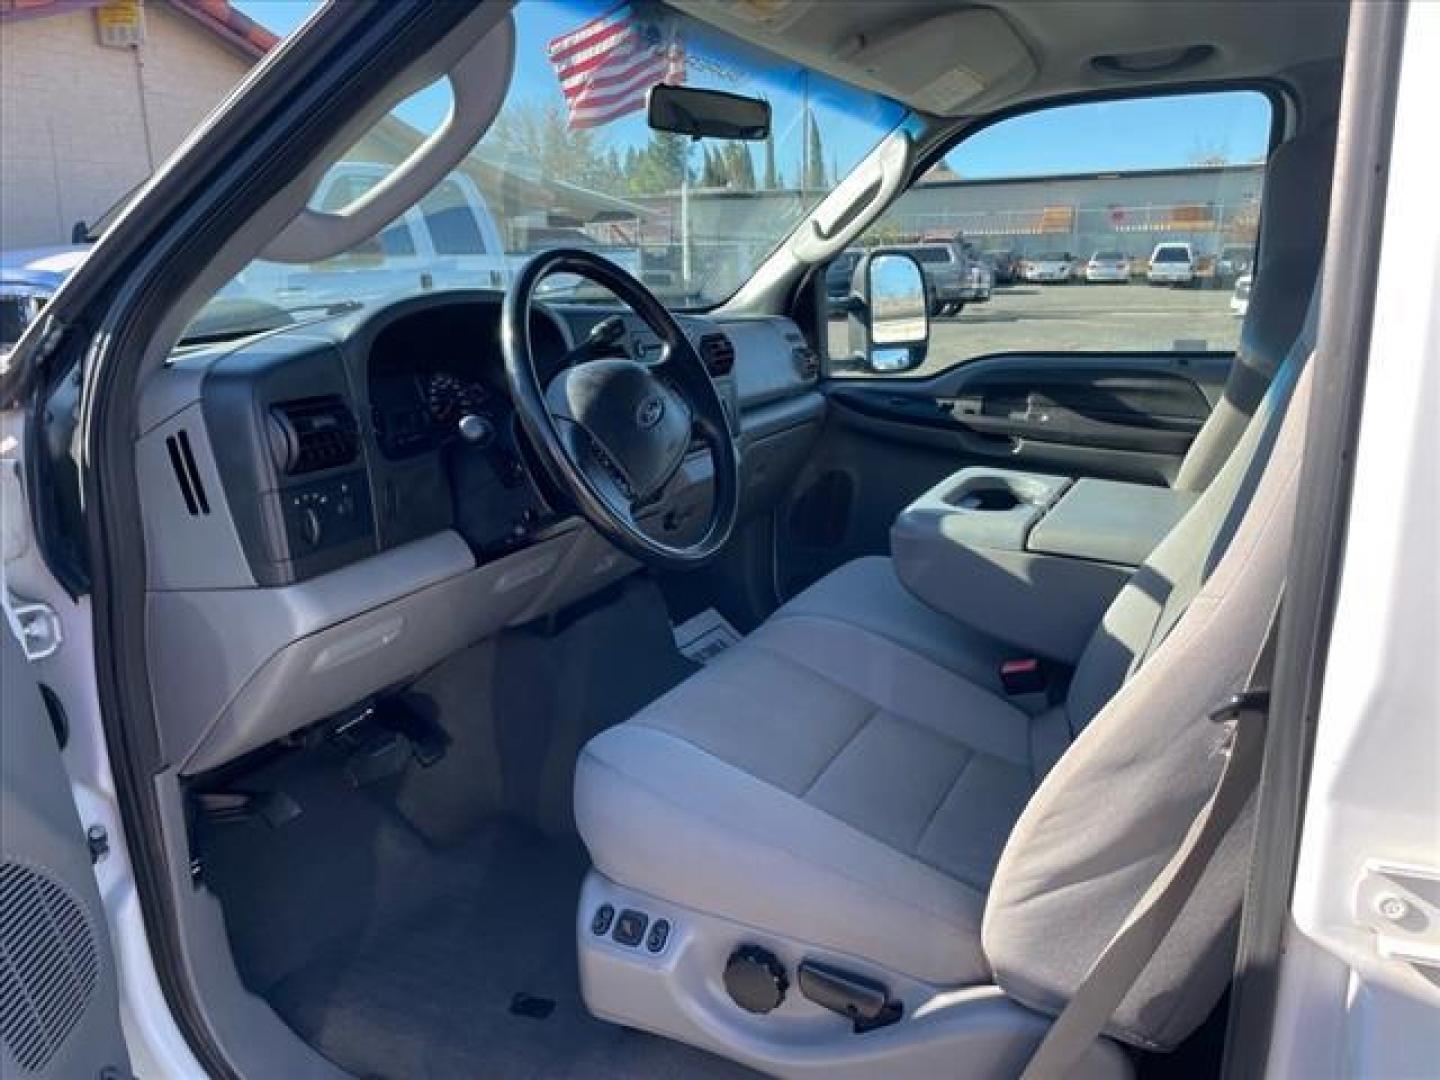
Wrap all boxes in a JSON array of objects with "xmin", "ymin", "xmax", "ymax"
[
  {"xmin": 184, "ymin": 0, "xmax": 905, "ymax": 342},
  {"xmin": 1154, "ymin": 247, "xmax": 1190, "ymax": 263}
]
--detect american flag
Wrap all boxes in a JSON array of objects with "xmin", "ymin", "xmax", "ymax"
[{"xmin": 547, "ymin": 3, "xmax": 685, "ymax": 131}]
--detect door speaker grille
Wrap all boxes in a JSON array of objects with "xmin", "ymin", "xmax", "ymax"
[{"xmin": 0, "ymin": 861, "xmax": 100, "ymax": 1073}]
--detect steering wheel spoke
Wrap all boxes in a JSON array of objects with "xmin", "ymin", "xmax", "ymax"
[{"xmin": 556, "ymin": 419, "xmax": 637, "ymax": 520}]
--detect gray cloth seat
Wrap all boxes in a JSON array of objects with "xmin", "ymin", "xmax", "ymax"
[
  {"xmin": 1172, "ymin": 121, "xmax": 1333, "ymax": 491},
  {"xmin": 578, "ymin": 314, "xmax": 1313, "ymax": 1053},
  {"xmin": 578, "ymin": 555, "xmax": 1061, "ymax": 986}
]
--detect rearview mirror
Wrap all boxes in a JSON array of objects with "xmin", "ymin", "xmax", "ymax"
[
  {"xmin": 848, "ymin": 252, "xmax": 929, "ymax": 373},
  {"xmin": 647, "ymin": 84, "xmax": 771, "ymax": 141}
]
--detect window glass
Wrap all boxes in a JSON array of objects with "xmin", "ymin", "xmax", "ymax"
[
  {"xmin": 1, "ymin": 296, "xmax": 33, "ymax": 350},
  {"xmin": 828, "ymin": 90, "xmax": 1272, "ymax": 377},
  {"xmin": 183, "ymin": 0, "xmax": 907, "ymax": 341},
  {"xmin": 421, "ymin": 179, "xmax": 487, "ymax": 255},
  {"xmin": 316, "ymin": 171, "xmax": 417, "ymax": 257}
]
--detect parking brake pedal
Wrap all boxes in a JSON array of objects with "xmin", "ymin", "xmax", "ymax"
[{"xmin": 797, "ymin": 959, "xmax": 902, "ymax": 1033}]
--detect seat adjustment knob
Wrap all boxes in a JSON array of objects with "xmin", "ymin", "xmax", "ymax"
[{"xmin": 723, "ymin": 945, "xmax": 788, "ymax": 1014}]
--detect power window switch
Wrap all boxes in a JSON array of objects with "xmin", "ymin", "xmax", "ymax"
[{"xmin": 646, "ymin": 919, "xmax": 671, "ymax": 953}]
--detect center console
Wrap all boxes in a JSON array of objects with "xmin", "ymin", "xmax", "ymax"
[{"xmin": 891, "ymin": 467, "xmax": 1196, "ymax": 662}]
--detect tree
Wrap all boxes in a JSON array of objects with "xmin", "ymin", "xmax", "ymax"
[
  {"xmin": 725, "ymin": 141, "xmax": 756, "ymax": 190},
  {"xmin": 626, "ymin": 131, "xmax": 692, "ymax": 194},
  {"xmin": 700, "ymin": 145, "xmax": 726, "ymax": 187},
  {"xmin": 488, "ymin": 100, "xmax": 626, "ymax": 194},
  {"xmin": 763, "ymin": 128, "xmax": 778, "ymax": 189},
  {"xmin": 804, "ymin": 108, "xmax": 826, "ymax": 189}
]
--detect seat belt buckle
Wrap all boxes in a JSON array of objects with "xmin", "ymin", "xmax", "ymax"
[{"xmin": 1000, "ymin": 657, "xmax": 1047, "ymax": 696}]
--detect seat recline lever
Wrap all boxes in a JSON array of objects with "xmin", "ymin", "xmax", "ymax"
[{"xmin": 797, "ymin": 958, "xmax": 903, "ymax": 1033}]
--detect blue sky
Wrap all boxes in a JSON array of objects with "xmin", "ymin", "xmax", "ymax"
[{"xmin": 234, "ymin": 1, "xmax": 1271, "ymax": 180}]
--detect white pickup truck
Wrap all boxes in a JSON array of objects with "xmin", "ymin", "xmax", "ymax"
[
  {"xmin": 240, "ymin": 162, "xmax": 639, "ymax": 307},
  {"xmin": 2, "ymin": 162, "xmax": 641, "ymax": 324}
]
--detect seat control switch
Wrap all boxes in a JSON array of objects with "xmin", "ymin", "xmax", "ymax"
[
  {"xmin": 591, "ymin": 904, "xmax": 614, "ymax": 936},
  {"xmin": 612, "ymin": 909, "xmax": 648, "ymax": 947},
  {"xmin": 797, "ymin": 959, "xmax": 902, "ymax": 1033}
]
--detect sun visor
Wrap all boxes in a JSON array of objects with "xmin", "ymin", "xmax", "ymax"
[{"xmin": 844, "ymin": 8, "xmax": 1036, "ymax": 116}]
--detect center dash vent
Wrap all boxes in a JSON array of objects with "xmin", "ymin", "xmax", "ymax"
[
  {"xmin": 267, "ymin": 396, "xmax": 359, "ymax": 477},
  {"xmin": 165, "ymin": 429, "xmax": 210, "ymax": 516},
  {"xmin": 698, "ymin": 333, "xmax": 736, "ymax": 378}
]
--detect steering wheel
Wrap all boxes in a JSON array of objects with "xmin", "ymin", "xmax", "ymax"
[{"xmin": 501, "ymin": 248, "xmax": 740, "ymax": 570}]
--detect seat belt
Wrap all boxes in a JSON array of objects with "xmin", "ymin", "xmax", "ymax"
[{"xmin": 1021, "ymin": 602, "xmax": 1282, "ymax": 1079}]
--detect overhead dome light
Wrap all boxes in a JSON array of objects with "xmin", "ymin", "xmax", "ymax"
[{"xmin": 1091, "ymin": 44, "xmax": 1216, "ymax": 78}]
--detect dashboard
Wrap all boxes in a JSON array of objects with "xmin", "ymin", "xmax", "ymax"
[{"xmin": 140, "ymin": 289, "xmax": 824, "ymax": 774}]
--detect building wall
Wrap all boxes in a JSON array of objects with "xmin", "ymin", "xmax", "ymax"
[
  {"xmin": 630, "ymin": 162, "xmax": 1266, "ymax": 266},
  {"xmin": 886, "ymin": 165, "xmax": 1265, "ymax": 257},
  {"xmin": 1, "ymin": 3, "xmax": 251, "ymax": 249}
]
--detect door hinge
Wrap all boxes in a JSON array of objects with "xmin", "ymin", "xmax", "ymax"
[{"xmin": 1355, "ymin": 861, "xmax": 1440, "ymax": 976}]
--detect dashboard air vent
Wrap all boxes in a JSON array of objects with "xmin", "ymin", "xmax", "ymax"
[
  {"xmin": 165, "ymin": 429, "xmax": 210, "ymax": 516},
  {"xmin": 698, "ymin": 333, "xmax": 736, "ymax": 378},
  {"xmin": 267, "ymin": 396, "xmax": 359, "ymax": 477}
]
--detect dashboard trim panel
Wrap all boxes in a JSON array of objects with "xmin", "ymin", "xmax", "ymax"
[{"xmin": 138, "ymin": 290, "xmax": 824, "ymax": 773}]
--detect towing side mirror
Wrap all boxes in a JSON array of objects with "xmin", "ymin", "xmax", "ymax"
[{"xmin": 848, "ymin": 251, "xmax": 929, "ymax": 373}]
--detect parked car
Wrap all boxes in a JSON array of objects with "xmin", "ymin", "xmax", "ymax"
[
  {"xmin": 984, "ymin": 249, "xmax": 1022, "ymax": 284},
  {"xmin": 1147, "ymin": 241, "xmax": 1198, "ymax": 286},
  {"xmin": 1021, "ymin": 250, "xmax": 1078, "ymax": 283},
  {"xmin": 0, "ymin": 248, "xmax": 87, "ymax": 361},
  {"xmin": 6, "ymin": 164, "xmax": 639, "ymax": 318},
  {"xmin": 1084, "ymin": 251, "xmax": 1131, "ymax": 283},
  {"xmin": 238, "ymin": 163, "xmax": 514, "ymax": 305},
  {"xmin": 1216, "ymin": 243, "xmax": 1255, "ymax": 285},
  {"xmin": 898, "ymin": 241, "xmax": 993, "ymax": 315},
  {"xmin": 1231, "ymin": 272, "xmax": 1254, "ymax": 315}
]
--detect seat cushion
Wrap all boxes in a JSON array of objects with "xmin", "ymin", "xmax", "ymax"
[{"xmin": 575, "ymin": 558, "xmax": 1059, "ymax": 986}]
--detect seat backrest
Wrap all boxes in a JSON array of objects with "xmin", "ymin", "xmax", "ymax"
[
  {"xmin": 1172, "ymin": 123, "xmax": 1335, "ymax": 492},
  {"xmin": 982, "ymin": 290, "xmax": 1318, "ymax": 1052}
]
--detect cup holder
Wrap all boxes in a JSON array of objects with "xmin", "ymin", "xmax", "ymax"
[{"xmin": 955, "ymin": 488, "xmax": 1022, "ymax": 512}]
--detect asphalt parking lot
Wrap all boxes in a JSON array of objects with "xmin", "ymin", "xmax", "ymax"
[{"xmin": 828, "ymin": 280, "xmax": 1242, "ymax": 377}]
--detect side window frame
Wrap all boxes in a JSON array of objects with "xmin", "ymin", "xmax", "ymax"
[{"xmin": 821, "ymin": 82, "xmax": 1289, "ymax": 380}]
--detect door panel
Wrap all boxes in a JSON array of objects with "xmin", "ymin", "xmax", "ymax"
[
  {"xmin": 776, "ymin": 351, "xmax": 1230, "ymax": 594},
  {"xmin": 1, "ymin": 633, "xmax": 131, "ymax": 1079}
]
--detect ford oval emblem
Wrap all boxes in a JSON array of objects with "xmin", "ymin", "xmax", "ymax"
[{"xmin": 637, "ymin": 395, "xmax": 665, "ymax": 429}]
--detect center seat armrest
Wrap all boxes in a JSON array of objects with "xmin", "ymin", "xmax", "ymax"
[{"xmin": 890, "ymin": 467, "xmax": 1191, "ymax": 664}]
